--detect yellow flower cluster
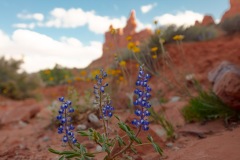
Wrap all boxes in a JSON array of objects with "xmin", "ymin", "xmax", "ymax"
[
  {"xmin": 156, "ymin": 29, "xmax": 161, "ymax": 35},
  {"xmin": 119, "ymin": 60, "xmax": 126, "ymax": 67},
  {"xmin": 151, "ymin": 47, "xmax": 158, "ymax": 52},
  {"xmin": 127, "ymin": 41, "xmax": 140, "ymax": 53},
  {"xmin": 152, "ymin": 55, "xmax": 157, "ymax": 59},
  {"xmin": 109, "ymin": 25, "xmax": 117, "ymax": 34},
  {"xmin": 173, "ymin": 35, "xmax": 184, "ymax": 41},
  {"xmin": 107, "ymin": 69, "xmax": 121, "ymax": 76},
  {"xmin": 44, "ymin": 69, "xmax": 51, "ymax": 75}
]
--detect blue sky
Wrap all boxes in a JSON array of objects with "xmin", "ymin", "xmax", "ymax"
[{"xmin": 0, "ymin": 0, "xmax": 229, "ymax": 72}]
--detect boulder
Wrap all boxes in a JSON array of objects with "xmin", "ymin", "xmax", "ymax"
[
  {"xmin": 208, "ymin": 61, "xmax": 240, "ymax": 110},
  {"xmin": 0, "ymin": 104, "xmax": 41, "ymax": 124}
]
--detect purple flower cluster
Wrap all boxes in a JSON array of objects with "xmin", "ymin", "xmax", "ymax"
[
  {"xmin": 93, "ymin": 69, "xmax": 114, "ymax": 119},
  {"xmin": 56, "ymin": 97, "xmax": 77, "ymax": 144},
  {"xmin": 132, "ymin": 66, "xmax": 152, "ymax": 131},
  {"xmin": 102, "ymin": 102, "xmax": 114, "ymax": 118}
]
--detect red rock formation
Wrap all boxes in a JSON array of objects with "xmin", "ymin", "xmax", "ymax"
[
  {"xmin": 221, "ymin": 0, "xmax": 240, "ymax": 22},
  {"xmin": 195, "ymin": 15, "xmax": 215, "ymax": 26},
  {"xmin": 201, "ymin": 15, "xmax": 215, "ymax": 26},
  {"xmin": 194, "ymin": 20, "xmax": 201, "ymax": 26},
  {"xmin": 89, "ymin": 10, "xmax": 152, "ymax": 69}
]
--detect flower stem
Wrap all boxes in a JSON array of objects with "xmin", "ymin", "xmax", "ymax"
[{"xmin": 110, "ymin": 127, "xmax": 141, "ymax": 159}]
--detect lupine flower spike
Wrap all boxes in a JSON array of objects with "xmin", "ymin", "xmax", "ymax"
[
  {"xmin": 93, "ymin": 69, "xmax": 114, "ymax": 120},
  {"xmin": 56, "ymin": 97, "xmax": 77, "ymax": 145},
  {"xmin": 132, "ymin": 66, "xmax": 152, "ymax": 131}
]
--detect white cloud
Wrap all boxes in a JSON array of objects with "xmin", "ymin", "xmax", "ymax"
[
  {"xmin": 17, "ymin": 13, "xmax": 44, "ymax": 21},
  {"xmin": 154, "ymin": 10, "xmax": 204, "ymax": 26},
  {"xmin": 136, "ymin": 19, "xmax": 153, "ymax": 32},
  {"xmin": 12, "ymin": 23, "xmax": 35, "ymax": 29},
  {"xmin": 45, "ymin": 8, "xmax": 93, "ymax": 28},
  {"xmin": 87, "ymin": 15, "xmax": 127, "ymax": 34},
  {"xmin": 0, "ymin": 30, "xmax": 11, "ymax": 46},
  {"xmin": 14, "ymin": 8, "xmax": 150, "ymax": 34},
  {"xmin": 45, "ymin": 8, "xmax": 127, "ymax": 34},
  {"xmin": 0, "ymin": 29, "xmax": 102, "ymax": 73},
  {"xmin": 141, "ymin": 3, "xmax": 157, "ymax": 14}
]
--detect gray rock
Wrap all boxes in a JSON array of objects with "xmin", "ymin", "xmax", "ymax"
[
  {"xmin": 88, "ymin": 113, "xmax": 102, "ymax": 127},
  {"xmin": 169, "ymin": 96, "xmax": 181, "ymax": 102},
  {"xmin": 77, "ymin": 124, "xmax": 87, "ymax": 131},
  {"xmin": 96, "ymin": 145, "xmax": 102, "ymax": 152},
  {"xmin": 42, "ymin": 136, "xmax": 50, "ymax": 142},
  {"xmin": 166, "ymin": 142, "xmax": 173, "ymax": 148}
]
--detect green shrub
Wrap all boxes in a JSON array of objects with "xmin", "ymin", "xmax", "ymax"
[
  {"xmin": 161, "ymin": 25, "xmax": 218, "ymax": 43},
  {"xmin": 182, "ymin": 91, "xmax": 237, "ymax": 122},
  {"xmin": 220, "ymin": 14, "xmax": 240, "ymax": 34},
  {"xmin": 0, "ymin": 57, "xmax": 41, "ymax": 99},
  {"xmin": 39, "ymin": 64, "xmax": 73, "ymax": 86}
]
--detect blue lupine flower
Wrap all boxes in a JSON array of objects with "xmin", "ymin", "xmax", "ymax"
[
  {"xmin": 56, "ymin": 97, "xmax": 77, "ymax": 144},
  {"xmin": 132, "ymin": 66, "xmax": 151, "ymax": 131},
  {"xmin": 94, "ymin": 69, "xmax": 114, "ymax": 119}
]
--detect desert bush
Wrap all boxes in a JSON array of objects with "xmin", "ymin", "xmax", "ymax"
[
  {"xmin": 160, "ymin": 25, "xmax": 218, "ymax": 43},
  {"xmin": 40, "ymin": 64, "xmax": 73, "ymax": 86},
  {"xmin": 220, "ymin": 14, "xmax": 240, "ymax": 34},
  {"xmin": 0, "ymin": 57, "xmax": 41, "ymax": 99},
  {"xmin": 182, "ymin": 90, "xmax": 238, "ymax": 122}
]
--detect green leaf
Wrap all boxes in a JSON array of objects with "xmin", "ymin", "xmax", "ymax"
[
  {"xmin": 65, "ymin": 153, "xmax": 81, "ymax": 158},
  {"xmin": 84, "ymin": 153, "xmax": 95, "ymax": 157},
  {"xmin": 79, "ymin": 144, "xmax": 87, "ymax": 154},
  {"xmin": 114, "ymin": 115, "xmax": 120, "ymax": 121},
  {"xmin": 152, "ymin": 142, "xmax": 163, "ymax": 155},
  {"xmin": 130, "ymin": 146, "xmax": 138, "ymax": 154},
  {"xmin": 132, "ymin": 136, "xmax": 142, "ymax": 144},
  {"xmin": 78, "ymin": 131, "xmax": 90, "ymax": 136},
  {"xmin": 61, "ymin": 151, "xmax": 77, "ymax": 155},
  {"xmin": 59, "ymin": 156, "xmax": 65, "ymax": 160},
  {"xmin": 117, "ymin": 136, "xmax": 126, "ymax": 147},
  {"xmin": 147, "ymin": 135, "xmax": 153, "ymax": 143},
  {"xmin": 48, "ymin": 148, "xmax": 61, "ymax": 155}
]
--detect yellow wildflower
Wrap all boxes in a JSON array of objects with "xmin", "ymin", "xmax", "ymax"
[
  {"xmin": 67, "ymin": 79, "xmax": 72, "ymax": 83},
  {"xmin": 119, "ymin": 76, "xmax": 124, "ymax": 81},
  {"xmin": 80, "ymin": 70, "xmax": 86, "ymax": 76},
  {"xmin": 119, "ymin": 61, "xmax": 126, "ymax": 67},
  {"xmin": 132, "ymin": 47, "xmax": 140, "ymax": 53},
  {"xmin": 136, "ymin": 64, "xmax": 139, "ymax": 68},
  {"xmin": 127, "ymin": 42, "xmax": 135, "ymax": 50},
  {"xmin": 152, "ymin": 55, "xmax": 157, "ymax": 59},
  {"xmin": 116, "ymin": 69, "xmax": 121, "ymax": 74},
  {"xmin": 126, "ymin": 36, "xmax": 132, "ymax": 41},
  {"xmin": 109, "ymin": 25, "xmax": 116, "ymax": 34},
  {"xmin": 156, "ymin": 29, "xmax": 161, "ymax": 35},
  {"xmin": 44, "ymin": 69, "xmax": 51, "ymax": 74},
  {"xmin": 75, "ymin": 77, "xmax": 82, "ymax": 81},
  {"xmin": 151, "ymin": 47, "xmax": 158, "ymax": 52},
  {"xmin": 49, "ymin": 77, "xmax": 54, "ymax": 81},
  {"xmin": 173, "ymin": 35, "xmax": 184, "ymax": 41}
]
